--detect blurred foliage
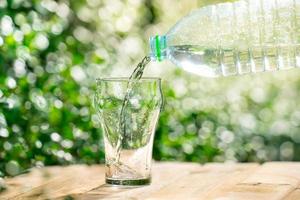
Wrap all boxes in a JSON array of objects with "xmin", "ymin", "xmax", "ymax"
[{"xmin": 1, "ymin": 0, "xmax": 300, "ymax": 177}]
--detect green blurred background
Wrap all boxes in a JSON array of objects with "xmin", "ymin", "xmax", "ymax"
[{"xmin": 1, "ymin": 0, "xmax": 300, "ymax": 177}]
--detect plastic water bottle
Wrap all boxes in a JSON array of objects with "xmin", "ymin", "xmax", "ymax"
[{"xmin": 149, "ymin": 0, "xmax": 300, "ymax": 77}]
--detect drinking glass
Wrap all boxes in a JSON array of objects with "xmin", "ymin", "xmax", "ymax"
[{"xmin": 94, "ymin": 77, "xmax": 163, "ymax": 186}]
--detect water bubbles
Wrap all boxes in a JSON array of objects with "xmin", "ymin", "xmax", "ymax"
[
  {"xmin": 6, "ymin": 77, "xmax": 17, "ymax": 89},
  {"xmin": 1, "ymin": 15, "xmax": 14, "ymax": 36},
  {"xmin": 34, "ymin": 33, "xmax": 49, "ymax": 50},
  {"xmin": 129, "ymin": 96, "xmax": 141, "ymax": 109}
]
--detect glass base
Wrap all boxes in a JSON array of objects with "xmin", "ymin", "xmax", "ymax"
[{"xmin": 106, "ymin": 177, "xmax": 151, "ymax": 186}]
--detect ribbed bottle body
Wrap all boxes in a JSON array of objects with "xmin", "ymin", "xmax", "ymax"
[{"xmin": 151, "ymin": 0, "xmax": 300, "ymax": 77}]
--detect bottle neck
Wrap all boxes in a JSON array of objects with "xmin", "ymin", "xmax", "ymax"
[{"xmin": 149, "ymin": 35, "xmax": 167, "ymax": 62}]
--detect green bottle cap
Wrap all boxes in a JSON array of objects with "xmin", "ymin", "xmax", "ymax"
[{"xmin": 149, "ymin": 35, "xmax": 167, "ymax": 61}]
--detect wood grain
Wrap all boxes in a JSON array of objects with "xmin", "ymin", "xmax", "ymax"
[
  {"xmin": 145, "ymin": 163, "xmax": 258, "ymax": 200},
  {"xmin": 285, "ymin": 188, "xmax": 300, "ymax": 200},
  {"xmin": 1, "ymin": 165, "xmax": 105, "ymax": 200},
  {"xmin": 1, "ymin": 162, "xmax": 300, "ymax": 200},
  {"xmin": 74, "ymin": 162, "xmax": 200, "ymax": 200}
]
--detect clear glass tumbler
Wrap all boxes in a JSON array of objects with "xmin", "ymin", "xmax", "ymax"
[{"xmin": 94, "ymin": 77, "xmax": 163, "ymax": 186}]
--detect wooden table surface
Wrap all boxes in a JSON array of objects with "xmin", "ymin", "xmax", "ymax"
[{"xmin": 1, "ymin": 162, "xmax": 300, "ymax": 200}]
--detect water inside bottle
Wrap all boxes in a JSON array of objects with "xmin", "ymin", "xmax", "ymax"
[{"xmin": 168, "ymin": 44, "xmax": 300, "ymax": 77}]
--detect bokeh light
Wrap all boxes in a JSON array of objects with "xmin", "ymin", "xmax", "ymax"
[{"xmin": 1, "ymin": 0, "xmax": 300, "ymax": 177}]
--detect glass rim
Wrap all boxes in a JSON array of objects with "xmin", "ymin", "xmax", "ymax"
[{"xmin": 96, "ymin": 77, "xmax": 161, "ymax": 82}]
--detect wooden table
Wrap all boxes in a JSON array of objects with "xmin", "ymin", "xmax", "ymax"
[{"xmin": 1, "ymin": 162, "xmax": 300, "ymax": 200}]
